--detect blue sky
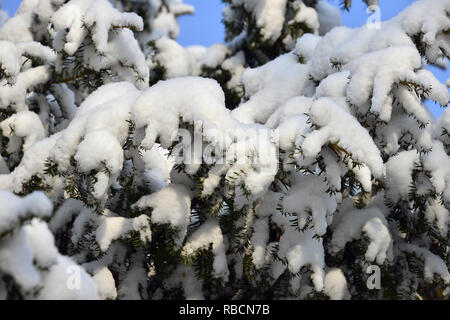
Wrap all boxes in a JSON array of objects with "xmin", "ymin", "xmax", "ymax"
[{"xmin": 2, "ymin": 0, "xmax": 448, "ymax": 117}]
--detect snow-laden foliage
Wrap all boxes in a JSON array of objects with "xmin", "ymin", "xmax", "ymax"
[
  {"xmin": 112, "ymin": 0, "xmax": 194, "ymax": 46},
  {"xmin": 0, "ymin": 0, "xmax": 449, "ymax": 300},
  {"xmin": 0, "ymin": 190, "xmax": 98, "ymax": 299}
]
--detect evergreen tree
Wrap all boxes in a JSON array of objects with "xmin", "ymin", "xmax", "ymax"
[
  {"xmin": 0, "ymin": 0, "xmax": 448, "ymax": 300},
  {"xmin": 111, "ymin": 0, "xmax": 194, "ymax": 47},
  {"xmin": 148, "ymin": 0, "xmax": 345, "ymax": 108}
]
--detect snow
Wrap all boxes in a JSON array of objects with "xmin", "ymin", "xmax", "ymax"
[
  {"xmin": 436, "ymin": 106, "xmax": 450, "ymax": 147},
  {"xmin": 132, "ymin": 184, "xmax": 192, "ymax": 246},
  {"xmin": 117, "ymin": 252, "xmax": 148, "ymax": 300},
  {"xmin": 321, "ymin": 149, "xmax": 342, "ymax": 192},
  {"xmin": 377, "ymin": 110, "xmax": 434, "ymax": 156},
  {"xmin": 83, "ymin": 1, "xmax": 143, "ymax": 53},
  {"xmin": 266, "ymin": 96, "xmax": 313, "ymax": 152},
  {"xmin": 294, "ymin": 34, "xmax": 321, "ymax": 63},
  {"xmin": 232, "ymin": 0, "xmax": 287, "ymax": 42},
  {"xmin": 362, "ymin": 217, "xmax": 392, "ymax": 265},
  {"xmin": 0, "ymin": 191, "xmax": 98, "ymax": 299},
  {"xmin": 384, "ymin": 150, "xmax": 420, "ymax": 203},
  {"xmin": 250, "ymin": 217, "xmax": 269, "ymax": 269},
  {"xmin": 0, "ymin": 13, "xmax": 33, "ymax": 43},
  {"xmin": 202, "ymin": 44, "xmax": 231, "ymax": 69},
  {"xmin": 0, "ymin": 133, "xmax": 61, "ymax": 193},
  {"xmin": 309, "ymin": 0, "xmax": 450, "ymax": 81},
  {"xmin": 1, "ymin": 111, "xmax": 46, "ymax": 152},
  {"xmin": 16, "ymin": 41, "xmax": 57, "ymax": 64},
  {"xmin": 0, "ymin": 158, "xmax": 8, "ymax": 175},
  {"xmin": 150, "ymin": 39, "xmax": 230, "ymax": 79},
  {"xmin": 281, "ymin": 174, "xmax": 337, "ymax": 236},
  {"xmin": 75, "ymin": 130, "xmax": 123, "ymax": 173},
  {"xmin": 347, "ymin": 46, "xmax": 421, "ymax": 121},
  {"xmin": 323, "ymin": 268, "xmax": 350, "ymax": 300},
  {"xmin": 0, "ymin": 41, "xmax": 21, "ymax": 80},
  {"xmin": 71, "ymin": 207, "xmax": 94, "ymax": 245},
  {"xmin": 395, "ymin": 86, "xmax": 432, "ymax": 126},
  {"xmin": 166, "ymin": 265, "xmax": 204, "ymax": 300},
  {"xmin": 49, "ymin": 198, "xmax": 84, "ymax": 232},
  {"xmin": 37, "ymin": 255, "xmax": 99, "ymax": 299},
  {"xmin": 423, "ymin": 140, "xmax": 450, "ymax": 202},
  {"xmin": 83, "ymin": 28, "xmax": 149, "ymax": 90},
  {"xmin": 0, "ymin": 0, "xmax": 448, "ymax": 300},
  {"xmin": 315, "ymin": 0, "xmax": 342, "ymax": 35},
  {"xmin": 399, "ymin": 243, "xmax": 450, "ymax": 284},
  {"xmin": 141, "ymin": 145, "xmax": 172, "ymax": 191},
  {"xmin": 302, "ymin": 97, "xmax": 383, "ymax": 178},
  {"xmin": 132, "ymin": 77, "xmax": 231, "ymax": 150},
  {"xmin": 141, "ymin": 0, "xmax": 194, "ymax": 42},
  {"xmin": 24, "ymin": 219, "xmax": 59, "ymax": 269},
  {"xmin": 91, "ymin": 266, "xmax": 117, "ymax": 300},
  {"xmin": 182, "ymin": 218, "xmax": 229, "ymax": 281},
  {"xmin": 50, "ymin": 84, "xmax": 77, "ymax": 121},
  {"xmin": 132, "ymin": 77, "xmax": 278, "ymax": 204},
  {"xmin": 232, "ymin": 52, "xmax": 313, "ymax": 124},
  {"xmin": 52, "ymin": 0, "xmax": 141, "ymax": 54},
  {"xmin": 201, "ymin": 164, "xmax": 229, "ymax": 198},
  {"xmin": 51, "ymin": 82, "xmax": 141, "ymax": 172},
  {"xmin": 95, "ymin": 214, "xmax": 152, "ymax": 252},
  {"xmin": 331, "ymin": 203, "xmax": 393, "ymax": 265},
  {"xmin": 425, "ymin": 198, "xmax": 449, "ymax": 238},
  {"xmin": 51, "ymin": 0, "xmax": 148, "ymax": 88},
  {"xmin": 222, "ymin": 50, "xmax": 246, "ymax": 92},
  {"xmin": 308, "ymin": 26, "xmax": 353, "ymax": 81},
  {"xmin": 150, "ymin": 37, "xmax": 197, "ymax": 78},
  {"xmin": 0, "ymin": 219, "xmax": 53, "ymax": 291},
  {"xmin": 290, "ymin": 2, "xmax": 319, "ymax": 37},
  {"xmin": 257, "ymin": 206, "xmax": 328, "ymax": 291},
  {"xmin": 0, "ymin": 66, "xmax": 51, "ymax": 111},
  {"xmin": 413, "ymin": 69, "xmax": 449, "ymax": 107},
  {"xmin": 276, "ymin": 227, "xmax": 325, "ymax": 291},
  {"xmin": 0, "ymin": 191, "xmax": 52, "ymax": 234}
]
